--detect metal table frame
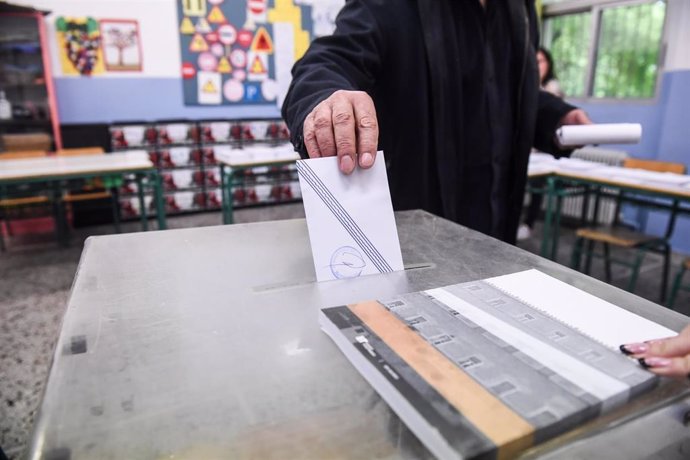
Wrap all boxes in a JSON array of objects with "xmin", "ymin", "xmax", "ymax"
[
  {"xmin": 0, "ymin": 168, "xmax": 167, "ymax": 249},
  {"xmin": 219, "ymin": 158, "xmax": 298, "ymax": 224},
  {"xmin": 536, "ymin": 172, "xmax": 690, "ymax": 303},
  {"xmin": 538, "ymin": 173, "xmax": 690, "ymax": 257}
]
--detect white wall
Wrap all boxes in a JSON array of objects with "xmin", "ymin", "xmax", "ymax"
[{"xmin": 15, "ymin": 0, "xmax": 181, "ymax": 77}]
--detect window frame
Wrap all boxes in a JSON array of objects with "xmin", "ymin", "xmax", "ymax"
[{"xmin": 542, "ymin": 0, "xmax": 669, "ymax": 103}]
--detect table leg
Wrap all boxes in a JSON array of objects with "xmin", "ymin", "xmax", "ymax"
[
  {"xmin": 111, "ymin": 185, "xmax": 121, "ymax": 234},
  {"xmin": 580, "ymin": 185, "xmax": 591, "ymax": 226},
  {"xmin": 660, "ymin": 244, "xmax": 670, "ymax": 304},
  {"xmin": 136, "ymin": 174, "xmax": 148, "ymax": 231},
  {"xmin": 584, "ymin": 240, "xmax": 595, "ymax": 275},
  {"xmin": 52, "ymin": 181, "xmax": 68, "ymax": 247},
  {"xmin": 152, "ymin": 171, "xmax": 167, "ymax": 230},
  {"xmin": 227, "ymin": 168, "xmax": 235, "ymax": 225},
  {"xmin": 551, "ymin": 193, "xmax": 564, "ymax": 261},
  {"xmin": 540, "ymin": 176, "xmax": 556, "ymax": 258},
  {"xmin": 0, "ymin": 186, "xmax": 6, "ymax": 252},
  {"xmin": 220, "ymin": 164, "xmax": 228, "ymax": 225}
]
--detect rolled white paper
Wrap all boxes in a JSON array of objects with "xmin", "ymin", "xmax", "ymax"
[{"xmin": 556, "ymin": 123, "xmax": 642, "ymax": 146}]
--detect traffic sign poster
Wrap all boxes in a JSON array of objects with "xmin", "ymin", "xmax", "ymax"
[{"xmin": 177, "ymin": 0, "xmax": 322, "ymax": 107}]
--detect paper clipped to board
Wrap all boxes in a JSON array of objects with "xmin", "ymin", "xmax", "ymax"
[
  {"xmin": 320, "ymin": 269, "xmax": 677, "ymax": 460},
  {"xmin": 557, "ymin": 123, "xmax": 642, "ymax": 146},
  {"xmin": 297, "ymin": 152, "xmax": 404, "ymax": 282}
]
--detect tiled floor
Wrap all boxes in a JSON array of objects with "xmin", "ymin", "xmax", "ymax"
[{"xmin": 0, "ymin": 205, "xmax": 688, "ymax": 459}]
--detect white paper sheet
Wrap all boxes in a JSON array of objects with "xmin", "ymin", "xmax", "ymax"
[
  {"xmin": 485, "ymin": 269, "xmax": 676, "ymax": 350},
  {"xmin": 297, "ymin": 152, "xmax": 404, "ymax": 282},
  {"xmin": 557, "ymin": 123, "xmax": 642, "ymax": 146}
]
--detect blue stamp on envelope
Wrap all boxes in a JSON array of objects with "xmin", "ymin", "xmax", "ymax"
[{"xmin": 330, "ymin": 246, "xmax": 366, "ymax": 279}]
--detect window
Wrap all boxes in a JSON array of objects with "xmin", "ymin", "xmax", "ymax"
[{"xmin": 542, "ymin": 0, "xmax": 666, "ymax": 99}]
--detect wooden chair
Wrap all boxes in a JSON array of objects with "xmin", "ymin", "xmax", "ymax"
[
  {"xmin": 570, "ymin": 158, "xmax": 686, "ymax": 303},
  {"xmin": 55, "ymin": 147, "xmax": 123, "ymax": 236},
  {"xmin": 56, "ymin": 147, "xmax": 109, "ymax": 203},
  {"xmin": 668, "ymin": 258, "xmax": 690, "ymax": 309},
  {"xmin": 0, "ymin": 149, "xmax": 46, "ymax": 159},
  {"xmin": 55, "ymin": 146, "xmax": 105, "ymax": 156},
  {"xmin": 0, "ymin": 151, "xmax": 51, "ymax": 250}
]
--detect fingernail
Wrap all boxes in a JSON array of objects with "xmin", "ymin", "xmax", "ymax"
[
  {"xmin": 340, "ymin": 155, "xmax": 354, "ymax": 173},
  {"xmin": 619, "ymin": 343, "xmax": 648, "ymax": 355},
  {"xmin": 360, "ymin": 152, "xmax": 373, "ymax": 167},
  {"xmin": 638, "ymin": 357, "xmax": 671, "ymax": 369}
]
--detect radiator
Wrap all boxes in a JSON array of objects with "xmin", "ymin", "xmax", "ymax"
[{"xmin": 560, "ymin": 147, "xmax": 628, "ymax": 224}]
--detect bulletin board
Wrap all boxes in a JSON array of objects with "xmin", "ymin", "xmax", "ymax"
[{"xmin": 177, "ymin": 0, "xmax": 339, "ymax": 107}]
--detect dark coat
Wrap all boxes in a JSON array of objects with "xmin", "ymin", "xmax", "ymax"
[{"xmin": 282, "ymin": 0, "xmax": 574, "ymax": 243}]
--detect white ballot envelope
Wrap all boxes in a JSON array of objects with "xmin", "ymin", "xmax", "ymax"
[
  {"xmin": 297, "ymin": 151, "xmax": 404, "ymax": 282},
  {"xmin": 557, "ymin": 123, "xmax": 642, "ymax": 146}
]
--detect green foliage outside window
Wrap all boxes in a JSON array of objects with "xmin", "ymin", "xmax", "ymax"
[
  {"xmin": 543, "ymin": 1, "xmax": 666, "ymax": 99},
  {"xmin": 544, "ymin": 12, "xmax": 591, "ymax": 98},
  {"xmin": 593, "ymin": 1, "xmax": 665, "ymax": 98}
]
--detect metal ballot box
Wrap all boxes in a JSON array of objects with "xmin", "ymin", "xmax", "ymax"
[{"xmin": 29, "ymin": 211, "xmax": 690, "ymax": 459}]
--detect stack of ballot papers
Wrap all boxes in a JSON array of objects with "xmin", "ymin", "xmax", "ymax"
[
  {"xmin": 527, "ymin": 155, "xmax": 690, "ymax": 191},
  {"xmin": 320, "ymin": 269, "xmax": 676, "ymax": 460}
]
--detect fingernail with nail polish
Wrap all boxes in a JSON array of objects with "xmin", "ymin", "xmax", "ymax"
[
  {"xmin": 340, "ymin": 155, "xmax": 354, "ymax": 173},
  {"xmin": 619, "ymin": 343, "xmax": 648, "ymax": 355},
  {"xmin": 360, "ymin": 152, "xmax": 373, "ymax": 167},
  {"xmin": 638, "ymin": 357, "xmax": 671, "ymax": 369}
]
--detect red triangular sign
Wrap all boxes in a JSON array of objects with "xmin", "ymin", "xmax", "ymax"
[{"xmin": 251, "ymin": 26, "xmax": 273, "ymax": 53}]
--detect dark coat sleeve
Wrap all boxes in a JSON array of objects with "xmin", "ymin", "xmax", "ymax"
[
  {"xmin": 281, "ymin": 0, "xmax": 385, "ymax": 157},
  {"xmin": 533, "ymin": 90, "xmax": 577, "ymax": 158}
]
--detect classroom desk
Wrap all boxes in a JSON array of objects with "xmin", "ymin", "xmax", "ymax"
[
  {"xmin": 216, "ymin": 144, "xmax": 300, "ymax": 224},
  {"xmin": 528, "ymin": 156, "xmax": 690, "ymax": 262},
  {"xmin": 0, "ymin": 151, "xmax": 167, "ymax": 243},
  {"xmin": 28, "ymin": 210, "xmax": 690, "ymax": 459}
]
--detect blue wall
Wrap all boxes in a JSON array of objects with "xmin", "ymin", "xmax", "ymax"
[
  {"xmin": 55, "ymin": 77, "xmax": 281, "ymax": 123},
  {"xmin": 575, "ymin": 70, "xmax": 690, "ymax": 254}
]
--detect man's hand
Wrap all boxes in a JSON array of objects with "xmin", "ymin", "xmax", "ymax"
[
  {"xmin": 559, "ymin": 108, "xmax": 592, "ymax": 126},
  {"xmin": 303, "ymin": 90, "xmax": 379, "ymax": 174},
  {"xmin": 620, "ymin": 324, "xmax": 690, "ymax": 378}
]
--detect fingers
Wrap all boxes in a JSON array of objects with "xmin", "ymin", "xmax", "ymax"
[
  {"xmin": 302, "ymin": 112, "xmax": 321, "ymax": 158},
  {"xmin": 312, "ymin": 102, "xmax": 336, "ymax": 158},
  {"xmin": 620, "ymin": 325, "xmax": 690, "ymax": 378},
  {"xmin": 637, "ymin": 355, "xmax": 690, "ymax": 378},
  {"xmin": 301, "ymin": 90, "xmax": 379, "ymax": 174},
  {"xmin": 621, "ymin": 326, "xmax": 690, "ymax": 359},
  {"xmin": 574, "ymin": 109, "xmax": 593, "ymax": 125},
  {"xmin": 559, "ymin": 108, "xmax": 593, "ymax": 127},
  {"xmin": 352, "ymin": 93, "xmax": 378, "ymax": 169},
  {"xmin": 331, "ymin": 96, "xmax": 357, "ymax": 174}
]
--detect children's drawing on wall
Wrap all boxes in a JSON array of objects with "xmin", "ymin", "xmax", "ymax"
[
  {"xmin": 176, "ymin": 0, "xmax": 344, "ymax": 107},
  {"xmin": 100, "ymin": 20, "xmax": 143, "ymax": 72},
  {"xmin": 56, "ymin": 17, "xmax": 105, "ymax": 76}
]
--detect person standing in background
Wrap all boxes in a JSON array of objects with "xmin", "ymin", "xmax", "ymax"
[
  {"xmin": 517, "ymin": 46, "xmax": 566, "ymax": 241},
  {"xmin": 538, "ymin": 47, "xmax": 563, "ymax": 97}
]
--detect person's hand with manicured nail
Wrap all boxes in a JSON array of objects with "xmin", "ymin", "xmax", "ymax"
[
  {"xmin": 302, "ymin": 90, "xmax": 378, "ymax": 174},
  {"xmin": 620, "ymin": 324, "xmax": 690, "ymax": 378}
]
